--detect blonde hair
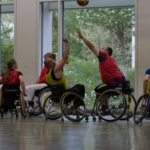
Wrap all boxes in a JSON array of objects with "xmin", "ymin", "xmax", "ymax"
[
  {"xmin": 44, "ymin": 53, "xmax": 56, "ymax": 60},
  {"xmin": 4, "ymin": 59, "xmax": 16, "ymax": 82}
]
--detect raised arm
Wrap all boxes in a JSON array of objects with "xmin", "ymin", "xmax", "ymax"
[
  {"xmin": 77, "ymin": 30, "xmax": 99, "ymax": 57},
  {"xmin": 54, "ymin": 36, "xmax": 69, "ymax": 78}
]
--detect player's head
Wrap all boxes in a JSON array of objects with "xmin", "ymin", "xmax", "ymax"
[
  {"xmin": 102, "ymin": 46, "xmax": 113, "ymax": 56},
  {"xmin": 44, "ymin": 52, "xmax": 56, "ymax": 60},
  {"xmin": 107, "ymin": 47, "xmax": 113, "ymax": 56},
  {"xmin": 44, "ymin": 58, "xmax": 56, "ymax": 69}
]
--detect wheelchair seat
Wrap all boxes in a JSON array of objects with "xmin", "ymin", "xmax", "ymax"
[
  {"xmin": 2, "ymin": 84, "xmax": 20, "ymax": 105},
  {"xmin": 43, "ymin": 84, "xmax": 87, "ymax": 122},
  {"xmin": 111, "ymin": 80, "xmax": 134, "ymax": 94},
  {"xmin": 49, "ymin": 84, "xmax": 66, "ymax": 103}
]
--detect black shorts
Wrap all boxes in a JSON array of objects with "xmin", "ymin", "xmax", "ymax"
[{"xmin": 94, "ymin": 83, "xmax": 110, "ymax": 93}]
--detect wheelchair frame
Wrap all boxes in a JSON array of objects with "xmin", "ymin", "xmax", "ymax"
[
  {"xmin": 27, "ymin": 86, "xmax": 51, "ymax": 116},
  {"xmin": 91, "ymin": 81, "xmax": 136, "ymax": 122},
  {"xmin": 0, "ymin": 89, "xmax": 26, "ymax": 119},
  {"xmin": 133, "ymin": 94, "xmax": 150, "ymax": 123},
  {"xmin": 42, "ymin": 84, "xmax": 88, "ymax": 122}
]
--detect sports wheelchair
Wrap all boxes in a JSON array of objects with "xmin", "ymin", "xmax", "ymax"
[
  {"xmin": 43, "ymin": 84, "xmax": 87, "ymax": 122},
  {"xmin": 27, "ymin": 86, "xmax": 51, "ymax": 116},
  {"xmin": 91, "ymin": 80, "xmax": 136, "ymax": 122},
  {"xmin": 0, "ymin": 84, "xmax": 26, "ymax": 118}
]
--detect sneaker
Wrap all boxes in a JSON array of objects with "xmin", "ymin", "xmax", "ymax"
[
  {"xmin": 99, "ymin": 109, "xmax": 109, "ymax": 116},
  {"xmin": 47, "ymin": 111, "xmax": 60, "ymax": 117},
  {"xmin": 28, "ymin": 107, "xmax": 35, "ymax": 113},
  {"xmin": 99, "ymin": 105, "xmax": 109, "ymax": 116},
  {"xmin": 74, "ymin": 107, "xmax": 84, "ymax": 115}
]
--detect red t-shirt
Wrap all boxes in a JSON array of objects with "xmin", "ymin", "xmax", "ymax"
[
  {"xmin": 2, "ymin": 70, "xmax": 22, "ymax": 84},
  {"xmin": 39, "ymin": 66, "xmax": 48, "ymax": 83},
  {"xmin": 98, "ymin": 51, "xmax": 124, "ymax": 83}
]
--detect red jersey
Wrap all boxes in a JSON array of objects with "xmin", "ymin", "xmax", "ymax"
[
  {"xmin": 98, "ymin": 51, "xmax": 124, "ymax": 83},
  {"xmin": 2, "ymin": 70, "xmax": 22, "ymax": 84},
  {"xmin": 39, "ymin": 66, "xmax": 48, "ymax": 83}
]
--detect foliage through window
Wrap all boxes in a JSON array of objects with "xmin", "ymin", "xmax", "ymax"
[{"xmin": 47, "ymin": 6, "xmax": 135, "ymax": 107}]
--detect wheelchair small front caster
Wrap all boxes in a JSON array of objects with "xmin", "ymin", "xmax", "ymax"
[
  {"xmin": 45, "ymin": 115, "xmax": 48, "ymax": 121},
  {"xmin": 98, "ymin": 116, "xmax": 101, "ymax": 121},
  {"xmin": 85, "ymin": 116, "xmax": 89, "ymax": 121},
  {"xmin": 93, "ymin": 116, "xmax": 96, "ymax": 121},
  {"xmin": 61, "ymin": 117, "xmax": 64, "ymax": 122}
]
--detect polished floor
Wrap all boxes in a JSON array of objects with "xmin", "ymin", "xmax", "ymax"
[{"xmin": 0, "ymin": 114, "xmax": 150, "ymax": 150}]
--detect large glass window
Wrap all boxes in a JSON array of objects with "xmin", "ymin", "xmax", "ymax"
[
  {"xmin": 0, "ymin": 4, "xmax": 14, "ymax": 74},
  {"xmin": 41, "ymin": 2, "xmax": 58, "ymax": 67},
  {"xmin": 42, "ymin": 0, "xmax": 135, "ymax": 107}
]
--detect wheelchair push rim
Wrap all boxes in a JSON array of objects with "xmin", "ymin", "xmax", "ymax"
[
  {"xmin": 60, "ymin": 92, "xmax": 87, "ymax": 122},
  {"xmin": 133, "ymin": 95, "xmax": 149, "ymax": 124},
  {"xmin": 96, "ymin": 89, "xmax": 127, "ymax": 122},
  {"xmin": 43, "ymin": 95, "xmax": 61, "ymax": 120}
]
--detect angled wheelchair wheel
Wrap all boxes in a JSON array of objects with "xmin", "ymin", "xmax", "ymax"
[
  {"xmin": 38, "ymin": 87, "xmax": 52, "ymax": 109},
  {"xmin": 119, "ymin": 94, "xmax": 136, "ymax": 121},
  {"xmin": 60, "ymin": 92, "xmax": 86, "ymax": 122},
  {"xmin": 97, "ymin": 89, "xmax": 127, "ymax": 122},
  {"xmin": 20, "ymin": 94, "xmax": 26, "ymax": 119},
  {"xmin": 133, "ymin": 95, "xmax": 149, "ymax": 124},
  {"xmin": 28, "ymin": 87, "xmax": 52, "ymax": 116},
  {"xmin": 43, "ymin": 95, "xmax": 61, "ymax": 120}
]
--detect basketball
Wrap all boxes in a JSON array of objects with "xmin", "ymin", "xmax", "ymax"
[{"xmin": 77, "ymin": 0, "xmax": 89, "ymax": 6}]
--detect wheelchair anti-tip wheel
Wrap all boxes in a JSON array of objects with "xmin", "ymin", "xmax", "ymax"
[
  {"xmin": 60, "ymin": 92, "xmax": 86, "ymax": 122},
  {"xmin": 43, "ymin": 95, "xmax": 61, "ymax": 120},
  {"xmin": 96, "ymin": 89, "xmax": 127, "ymax": 122},
  {"xmin": 133, "ymin": 95, "xmax": 149, "ymax": 124}
]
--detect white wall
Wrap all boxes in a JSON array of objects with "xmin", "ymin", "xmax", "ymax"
[
  {"xmin": 15, "ymin": 0, "xmax": 39, "ymax": 85},
  {"xmin": 135, "ymin": 0, "xmax": 150, "ymax": 99}
]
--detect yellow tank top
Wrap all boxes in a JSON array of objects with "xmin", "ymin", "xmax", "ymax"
[{"xmin": 46, "ymin": 69, "xmax": 68, "ymax": 90}]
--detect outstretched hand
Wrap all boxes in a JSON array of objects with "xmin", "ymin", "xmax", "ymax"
[
  {"xmin": 62, "ymin": 36, "xmax": 69, "ymax": 43},
  {"xmin": 77, "ymin": 30, "xmax": 83, "ymax": 38}
]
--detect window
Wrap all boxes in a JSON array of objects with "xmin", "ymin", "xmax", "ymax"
[
  {"xmin": 41, "ymin": 0, "xmax": 135, "ymax": 107},
  {"xmin": 0, "ymin": 4, "xmax": 14, "ymax": 74}
]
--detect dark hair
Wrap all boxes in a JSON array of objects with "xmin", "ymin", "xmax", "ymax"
[
  {"xmin": 44, "ymin": 53, "xmax": 56, "ymax": 61},
  {"xmin": 4, "ymin": 59, "xmax": 16, "ymax": 82},
  {"xmin": 107, "ymin": 47, "xmax": 113, "ymax": 56}
]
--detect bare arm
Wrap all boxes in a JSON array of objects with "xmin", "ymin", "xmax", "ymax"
[
  {"xmin": 143, "ymin": 74, "xmax": 150, "ymax": 95},
  {"xmin": 35, "ymin": 76, "xmax": 40, "ymax": 84},
  {"xmin": 77, "ymin": 30, "xmax": 99, "ymax": 57},
  {"xmin": 54, "ymin": 36, "xmax": 69, "ymax": 79},
  {"xmin": 19, "ymin": 75, "xmax": 27, "ymax": 96}
]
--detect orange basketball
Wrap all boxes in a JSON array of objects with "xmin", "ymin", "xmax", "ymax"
[{"xmin": 77, "ymin": 0, "xmax": 89, "ymax": 6}]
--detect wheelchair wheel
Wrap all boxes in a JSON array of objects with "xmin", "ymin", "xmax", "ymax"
[
  {"xmin": 133, "ymin": 95, "xmax": 149, "ymax": 124},
  {"xmin": 38, "ymin": 87, "xmax": 51, "ymax": 109},
  {"xmin": 119, "ymin": 94, "xmax": 136, "ymax": 121},
  {"xmin": 97, "ymin": 89, "xmax": 127, "ymax": 122},
  {"xmin": 20, "ymin": 94, "xmax": 26, "ymax": 119},
  {"xmin": 43, "ymin": 95, "xmax": 61, "ymax": 120},
  {"xmin": 60, "ymin": 92, "xmax": 86, "ymax": 122}
]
